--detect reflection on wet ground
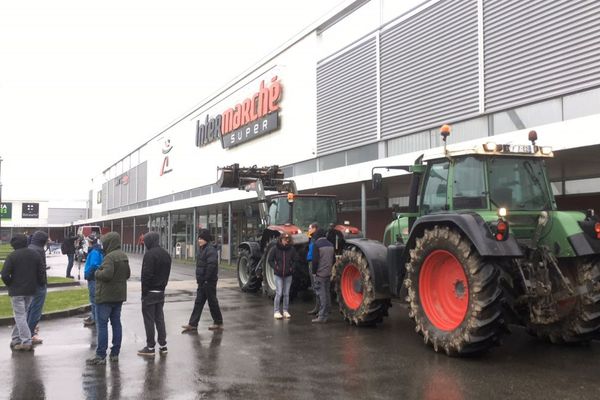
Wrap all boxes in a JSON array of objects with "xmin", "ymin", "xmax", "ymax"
[{"xmin": 0, "ymin": 255, "xmax": 599, "ymax": 399}]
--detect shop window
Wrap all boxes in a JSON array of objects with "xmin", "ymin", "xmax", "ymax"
[
  {"xmin": 319, "ymin": 152, "xmax": 345, "ymax": 171},
  {"xmin": 388, "ymin": 132, "xmax": 429, "ymax": 156},
  {"xmin": 492, "ymin": 99, "xmax": 562, "ymax": 135},
  {"xmin": 294, "ymin": 159, "xmax": 317, "ymax": 176},
  {"xmin": 347, "ymin": 143, "xmax": 378, "ymax": 165},
  {"xmin": 563, "ymin": 87, "xmax": 600, "ymax": 120}
]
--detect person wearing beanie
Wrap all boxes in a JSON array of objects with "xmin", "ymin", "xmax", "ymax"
[
  {"xmin": 1, "ymin": 234, "xmax": 45, "ymax": 351},
  {"xmin": 137, "ymin": 232, "xmax": 172, "ymax": 357},
  {"xmin": 27, "ymin": 230, "xmax": 49, "ymax": 344},
  {"xmin": 182, "ymin": 229, "xmax": 223, "ymax": 332}
]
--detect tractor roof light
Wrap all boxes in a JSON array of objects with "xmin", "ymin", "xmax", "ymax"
[
  {"xmin": 440, "ymin": 124, "xmax": 451, "ymax": 141},
  {"xmin": 540, "ymin": 146, "xmax": 552, "ymax": 155},
  {"xmin": 498, "ymin": 207, "xmax": 507, "ymax": 218},
  {"xmin": 287, "ymin": 192, "xmax": 295, "ymax": 203},
  {"xmin": 484, "ymin": 142, "xmax": 498, "ymax": 152}
]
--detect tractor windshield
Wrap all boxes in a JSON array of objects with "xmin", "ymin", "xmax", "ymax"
[
  {"xmin": 487, "ymin": 157, "xmax": 552, "ymax": 211},
  {"xmin": 268, "ymin": 196, "xmax": 337, "ymax": 229}
]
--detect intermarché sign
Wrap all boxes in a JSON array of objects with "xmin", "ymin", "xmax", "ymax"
[
  {"xmin": 195, "ymin": 76, "xmax": 282, "ymax": 149},
  {"xmin": 0, "ymin": 202, "xmax": 12, "ymax": 219}
]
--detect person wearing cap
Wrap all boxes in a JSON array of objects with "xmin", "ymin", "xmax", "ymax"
[
  {"xmin": 83, "ymin": 234, "xmax": 104, "ymax": 327},
  {"xmin": 268, "ymin": 232, "xmax": 298, "ymax": 319},
  {"xmin": 1, "ymin": 234, "xmax": 45, "ymax": 351},
  {"xmin": 182, "ymin": 229, "xmax": 223, "ymax": 332}
]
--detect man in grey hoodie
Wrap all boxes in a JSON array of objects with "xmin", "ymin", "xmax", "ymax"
[{"xmin": 27, "ymin": 231, "xmax": 49, "ymax": 344}]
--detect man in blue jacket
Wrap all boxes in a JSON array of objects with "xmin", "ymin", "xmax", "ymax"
[{"xmin": 83, "ymin": 234, "xmax": 104, "ymax": 327}]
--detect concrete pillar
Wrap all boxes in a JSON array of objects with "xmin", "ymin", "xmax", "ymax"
[{"xmin": 361, "ymin": 182, "xmax": 367, "ymax": 238}]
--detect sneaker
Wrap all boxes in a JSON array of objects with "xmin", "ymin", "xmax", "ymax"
[
  {"xmin": 109, "ymin": 354, "xmax": 119, "ymax": 362},
  {"xmin": 31, "ymin": 336, "xmax": 43, "ymax": 345},
  {"xmin": 208, "ymin": 324, "xmax": 224, "ymax": 331},
  {"xmin": 137, "ymin": 346, "xmax": 155, "ymax": 357},
  {"xmin": 283, "ymin": 311, "xmax": 291, "ymax": 319},
  {"xmin": 83, "ymin": 319, "xmax": 95, "ymax": 327},
  {"xmin": 13, "ymin": 343, "xmax": 33, "ymax": 351},
  {"xmin": 181, "ymin": 324, "xmax": 198, "ymax": 333},
  {"xmin": 311, "ymin": 318, "xmax": 328, "ymax": 323},
  {"xmin": 159, "ymin": 346, "xmax": 168, "ymax": 355},
  {"xmin": 86, "ymin": 356, "xmax": 106, "ymax": 365},
  {"xmin": 9, "ymin": 341, "xmax": 20, "ymax": 349},
  {"xmin": 274, "ymin": 312, "xmax": 283, "ymax": 319}
]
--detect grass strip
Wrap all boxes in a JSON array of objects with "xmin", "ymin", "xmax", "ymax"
[{"xmin": 0, "ymin": 288, "xmax": 89, "ymax": 319}]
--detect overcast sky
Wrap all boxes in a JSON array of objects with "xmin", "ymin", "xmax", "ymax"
[{"xmin": 0, "ymin": 0, "xmax": 348, "ymax": 204}]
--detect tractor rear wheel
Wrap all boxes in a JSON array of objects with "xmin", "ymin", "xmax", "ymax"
[
  {"xmin": 262, "ymin": 240, "xmax": 277, "ymax": 298},
  {"xmin": 527, "ymin": 257, "xmax": 600, "ymax": 343},
  {"xmin": 237, "ymin": 248, "xmax": 261, "ymax": 292},
  {"xmin": 405, "ymin": 225, "xmax": 504, "ymax": 355},
  {"xmin": 334, "ymin": 248, "xmax": 390, "ymax": 326}
]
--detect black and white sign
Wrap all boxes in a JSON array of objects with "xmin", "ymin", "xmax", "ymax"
[{"xmin": 22, "ymin": 203, "xmax": 39, "ymax": 219}]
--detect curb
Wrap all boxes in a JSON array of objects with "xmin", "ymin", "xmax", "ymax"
[{"xmin": 0, "ymin": 304, "xmax": 91, "ymax": 326}]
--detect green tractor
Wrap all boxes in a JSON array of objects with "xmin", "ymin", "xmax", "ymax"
[{"xmin": 335, "ymin": 126, "xmax": 600, "ymax": 355}]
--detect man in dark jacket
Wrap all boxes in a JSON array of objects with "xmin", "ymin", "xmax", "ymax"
[
  {"xmin": 311, "ymin": 229, "xmax": 335, "ymax": 323},
  {"xmin": 1, "ymin": 234, "xmax": 45, "ymax": 351},
  {"xmin": 182, "ymin": 229, "xmax": 223, "ymax": 332},
  {"xmin": 27, "ymin": 230, "xmax": 49, "ymax": 344},
  {"xmin": 87, "ymin": 232, "xmax": 131, "ymax": 366},
  {"xmin": 63, "ymin": 232, "xmax": 78, "ymax": 278},
  {"xmin": 138, "ymin": 232, "xmax": 171, "ymax": 357}
]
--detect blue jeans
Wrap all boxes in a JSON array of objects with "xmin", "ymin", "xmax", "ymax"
[
  {"xmin": 87, "ymin": 280, "xmax": 96, "ymax": 322},
  {"xmin": 27, "ymin": 285, "xmax": 47, "ymax": 334},
  {"xmin": 66, "ymin": 253, "xmax": 74, "ymax": 277},
  {"xmin": 314, "ymin": 276, "xmax": 331, "ymax": 320},
  {"xmin": 274, "ymin": 275, "xmax": 292, "ymax": 313},
  {"xmin": 11, "ymin": 296, "xmax": 34, "ymax": 345},
  {"xmin": 96, "ymin": 302, "xmax": 123, "ymax": 359}
]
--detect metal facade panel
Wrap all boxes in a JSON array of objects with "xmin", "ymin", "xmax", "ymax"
[
  {"xmin": 137, "ymin": 162, "xmax": 147, "ymax": 202},
  {"xmin": 317, "ymin": 37, "xmax": 378, "ymax": 155},
  {"xmin": 380, "ymin": 0, "xmax": 479, "ymax": 139},
  {"xmin": 484, "ymin": 0, "xmax": 600, "ymax": 111}
]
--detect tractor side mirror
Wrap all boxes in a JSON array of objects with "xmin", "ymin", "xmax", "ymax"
[{"xmin": 372, "ymin": 173, "xmax": 383, "ymax": 191}]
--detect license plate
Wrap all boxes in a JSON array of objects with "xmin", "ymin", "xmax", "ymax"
[{"xmin": 506, "ymin": 144, "xmax": 532, "ymax": 154}]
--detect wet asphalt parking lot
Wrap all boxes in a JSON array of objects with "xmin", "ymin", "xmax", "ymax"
[{"xmin": 0, "ymin": 254, "xmax": 599, "ymax": 400}]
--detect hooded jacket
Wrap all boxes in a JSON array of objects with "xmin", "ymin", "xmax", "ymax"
[
  {"xmin": 28, "ymin": 230, "xmax": 48, "ymax": 285},
  {"xmin": 1, "ymin": 235, "xmax": 45, "ymax": 296},
  {"xmin": 84, "ymin": 243, "xmax": 104, "ymax": 281},
  {"xmin": 141, "ymin": 232, "xmax": 171, "ymax": 296},
  {"xmin": 268, "ymin": 237, "xmax": 298, "ymax": 278},
  {"xmin": 95, "ymin": 232, "xmax": 131, "ymax": 304}
]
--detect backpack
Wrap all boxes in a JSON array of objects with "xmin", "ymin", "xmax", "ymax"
[{"xmin": 61, "ymin": 242, "xmax": 67, "ymax": 255}]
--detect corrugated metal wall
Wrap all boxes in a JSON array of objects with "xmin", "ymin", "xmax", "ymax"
[
  {"xmin": 484, "ymin": 0, "xmax": 600, "ymax": 111},
  {"xmin": 380, "ymin": 0, "xmax": 479, "ymax": 139},
  {"xmin": 316, "ymin": 37, "xmax": 378, "ymax": 155}
]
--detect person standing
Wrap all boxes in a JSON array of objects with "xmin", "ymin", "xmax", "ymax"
[
  {"xmin": 1, "ymin": 234, "xmax": 45, "ymax": 351},
  {"xmin": 27, "ymin": 230, "xmax": 49, "ymax": 344},
  {"xmin": 306, "ymin": 223, "xmax": 319, "ymax": 315},
  {"xmin": 86, "ymin": 232, "xmax": 131, "ymax": 366},
  {"xmin": 311, "ymin": 229, "xmax": 335, "ymax": 323},
  {"xmin": 63, "ymin": 232, "xmax": 78, "ymax": 278},
  {"xmin": 137, "ymin": 232, "xmax": 171, "ymax": 357},
  {"xmin": 181, "ymin": 229, "xmax": 224, "ymax": 332},
  {"xmin": 83, "ymin": 234, "xmax": 104, "ymax": 327},
  {"xmin": 268, "ymin": 232, "xmax": 298, "ymax": 320}
]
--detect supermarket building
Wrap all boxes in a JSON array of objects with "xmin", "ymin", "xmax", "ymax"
[{"xmin": 71, "ymin": 0, "xmax": 600, "ymax": 261}]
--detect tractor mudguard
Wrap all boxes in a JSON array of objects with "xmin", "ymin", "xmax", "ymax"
[
  {"xmin": 408, "ymin": 213, "xmax": 524, "ymax": 257},
  {"xmin": 345, "ymin": 238, "xmax": 391, "ymax": 298},
  {"xmin": 238, "ymin": 241, "xmax": 262, "ymax": 260},
  {"xmin": 568, "ymin": 233, "xmax": 600, "ymax": 256}
]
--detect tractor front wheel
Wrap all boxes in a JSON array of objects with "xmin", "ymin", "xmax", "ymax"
[
  {"xmin": 334, "ymin": 248, "xmax": 390, "ymax": 326},
  {"xmin": 405, "ymin": 225, "xmax": 504, "ymax": 355}
]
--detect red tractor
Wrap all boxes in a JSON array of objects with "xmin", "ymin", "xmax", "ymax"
[{"xmin": 217, "ymin": 164, "xmax": 362, "ymax": 297}]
